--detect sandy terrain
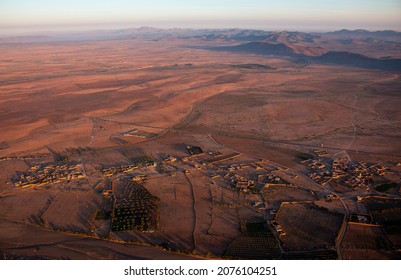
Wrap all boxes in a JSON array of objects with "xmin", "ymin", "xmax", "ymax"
[
  {"xmin": 1, "ymin": 30, "xmax": 400, "ymax": 259},
  {"xmin": 0, "ymin": 220, "xmax": 199, "ymax": 260}
]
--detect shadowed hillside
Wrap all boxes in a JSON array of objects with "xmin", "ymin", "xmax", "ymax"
[{"xmin": 200, "ymin": 42, "xmax": 401, "ymax": 71}]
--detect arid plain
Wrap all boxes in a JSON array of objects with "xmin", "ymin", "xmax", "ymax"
[{"xmin": 1, "ymin": 28, "xmax": 401, "ymax": 259}]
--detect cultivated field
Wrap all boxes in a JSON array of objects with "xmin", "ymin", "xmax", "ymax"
[
  {"xmin": 276, "ymin": 203, "xmax": 343, "ymax": 251},
  {"xmin": 341, "ymin": 223, "xmax": 398, "ymax": 259}
]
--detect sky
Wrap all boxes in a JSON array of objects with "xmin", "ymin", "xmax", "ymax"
[{"xmin": 0, "ymin": 0, "xmax": 400, "ymax": 35}]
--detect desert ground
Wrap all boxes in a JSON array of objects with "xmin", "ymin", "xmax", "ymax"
[{"xmin": 0, "ymin": 29, "xmax": 400, "ymax": 259}]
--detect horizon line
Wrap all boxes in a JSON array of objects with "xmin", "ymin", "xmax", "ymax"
[{"xmin": 1, "ymin": 25, "xmax": 401, "ymax": 38}]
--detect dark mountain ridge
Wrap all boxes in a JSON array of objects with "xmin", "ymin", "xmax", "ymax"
[
  {"xmin": 206, "ymin": 42, "xmax": 295, "ymax": 56},
  {"xmin": 205, "ymin": 42, "xmax": 401, "ymax": 71},
  {"xmin": 312, "ymin": 51, "xmax": 401, "ymax": 71}
]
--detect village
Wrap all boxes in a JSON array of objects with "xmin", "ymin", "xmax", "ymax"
[
  {"xmin": 13, "ymin": 162, "xmax": 85, "ymax": 188},
  {"xmin": 5, "ymin": 139, "xmax": 401, "ymax": 260},
  {"xmin": 302, "ymin": 150, "xmax": 393, "ymax": 190},
  {"xmin": 98, "ymin": 144, "xmax": 290, "ymax": 197},
  {"xmin": 179, "ymin": 146, "xmax": 291, "ymax": 195},
  {"xmin": 11, "ymin": 146, "xmax": 398, "ymax": 212},
  {"xmin": 102, "ymin": 161, "xmax": 157, "ymax": 177}
]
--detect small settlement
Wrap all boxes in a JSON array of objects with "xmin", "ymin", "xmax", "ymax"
[
  {"xmin": 303, "ymin": 150, "xmax": 390, "ymax": 189},
  {"xmin": 13, "ymin": 163, "xmax": 84, "ymax": 188}
]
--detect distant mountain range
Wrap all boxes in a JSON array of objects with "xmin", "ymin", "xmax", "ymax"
[
  {"xmin": 189, "ymin": 28, "xmax": 401, "ymax": 71},
  {"xmin": 1, "ymin": 27, "xmax": 400, "ymax": 42},
  {"xmin": 327, "ymin": 29, "xmax": 401, "ymax": 37},
  {"xmin": 1, "ymin": 27, "xmax": 400, "ymax": 71}
]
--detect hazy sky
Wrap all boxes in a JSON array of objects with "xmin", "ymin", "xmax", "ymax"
[{"xmin": 1, "ymin": 0, "xmax": 400, "ymax": 35}]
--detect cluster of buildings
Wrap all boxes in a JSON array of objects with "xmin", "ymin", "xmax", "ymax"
[
  {"xmin": 226, "ymin": 162, "xmax": 265, "ymax": 171},
  {"xmin": 0, "ymin": 155, "xmax": 45, "ymax": 162},
  {"xmin": 303, "ymin": 150, "xmax": 390, "ymax": 189},
  {"xmin": 102, "ymin": 161, "xmax": 156, "ymax": 177},
  {"xmin": 185, "ymin": 150, "xmax": 289, "ymax": 193},
  {"xmin": 270, "ymin": 220, "xmax": 285, "ymax": 236},
  {"xmin": 180, "ymin": 145, "xmax": 294, "ymax": 194},
  {"xmin": 230, "ymin": 174, "xmax": 256, "ymax": 191},
  {"xmin": 259, "ymin": 174, "xmax": 290, "ymax": 187},
  {"xmin": 335, "ymin": 159, "xmax": 388, "ymax": 188},
  {"xmin": 301, "ymin": 151, "xmax": 331, "ymax": 184},
  {"xmin": 121, "ymin": 128, "xmax": 140, "ymax": 137},
  {"xmin": 121, "ymin": 129, "xmax": 155, "ymax": 139},
  {"xmin": 213, "ymin": 161, "xmax": 288, "ymax": 192},
  {"xmin": 307, "ymin": 170, "xmax": 332, "ymax": 185},
  {"xmin": 161, "ymin": 154, "xmax": 177, "ymax": 163},
  {"xmin": 13, "ymin": 163, "xmax": 84, "ymax": 188}
]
